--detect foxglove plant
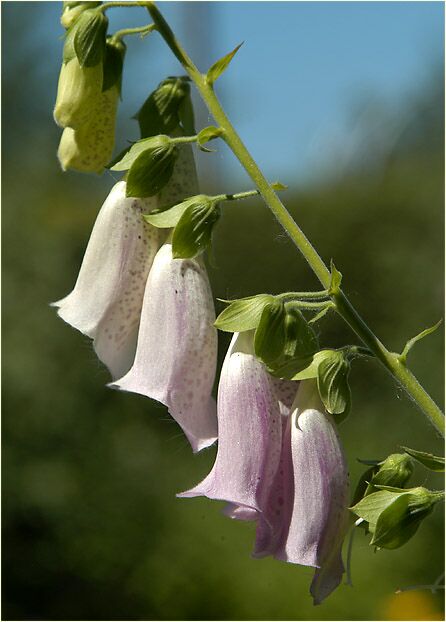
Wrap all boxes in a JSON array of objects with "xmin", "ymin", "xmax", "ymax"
[{"xmin": 52, "ymin": 0, "xmax": 444, "ymax": 606}]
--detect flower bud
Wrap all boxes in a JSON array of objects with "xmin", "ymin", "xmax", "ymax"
[
  {"xmin": 57, "ymin": 83, "xmax": 119, "ymax": 173},
  {"xmin": 54, "ymin": 56, "xmax": 103, "ymax": 129},
  {"xmin": 60, "ymin": 2, "xmax": 101, "ymax": 30}
]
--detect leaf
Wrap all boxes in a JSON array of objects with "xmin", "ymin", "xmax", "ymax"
[
  {"xmin": 136, "ymin": 77, "xmax": 191, "ymax": 139},
  {"xmin": 401, "ymin": 446, "xmax": 445, "ymax": 472},
  {"xmin": 172, "ymin": 201, "xmax": 220, "ymax": 259},
  {"xmin": 206, "ymin": 42, "xmax": 243, "ymax": 86},
  {"xmin": 370, "ymin": 494, "xmax": 412, "ymax": 549},
  {"xmin": 214, "ymin": 294, "xmax": 274, "ymax": 332},
  {"xmin": 102, "ymin": 38, "xmax": 126, "ymax": 93},
  {"xmin": 291, "ymin": 350, "xmax": 334, "ymax": 380},
  {"xmin": 126, "ymin": 144, "xmax": 177, "ymax": 198},
  {"xmin": 197, "ymin": 126, "xmax": 223, "ymax": 152},
  {"xmin": 317, "ymin": 351, "xmax": 351, "ymax": 416},
  {"xmin": 144, "ymin": 196, "xmax": 208, "ymax": 228},
  {"xmin": 73, "ymin": 9, "xmax": 108, "ymax": 68},
  {"xmin": 350, "ymin": 489, "xmax": 406, "ymax": 530},
  {"xmin": 400, "ymin": 320, "xmax": 442, "ymax": 364},
  {"xmin": 254, "ymin": 300, "xmax": 287, "ymax": 367},
  {"xmin": 110, "ymin": 136, "xmax": 170, "ymax": 171},
  {"xmin": 270, "ymin": 181, "xmax": 288, "ymax": 191}
]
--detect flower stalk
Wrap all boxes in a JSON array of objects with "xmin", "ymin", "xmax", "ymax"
[{"xmin": 144, "ymin": 0, "xmax": 444, "ymax": 436}]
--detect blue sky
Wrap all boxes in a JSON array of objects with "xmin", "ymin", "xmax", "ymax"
[{"xmin": 16, "ymin": 1, "xmax": 445, "ymax": 188}]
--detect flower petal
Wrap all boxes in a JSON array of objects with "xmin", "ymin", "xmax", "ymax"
[
  {"xmin": 53, "ymin": 181, "xmax": 161, "ymax": 379},
  {"xmin": 112, "ymin": 243, "xmax": 218, "ymax": 452},
  {"xmin": 270, "ymin": 376, "xmax": 300, "ymax": 417},
  {"xmin": 179, "ymin": 331, "xmax": 283, "ymax": 507}
]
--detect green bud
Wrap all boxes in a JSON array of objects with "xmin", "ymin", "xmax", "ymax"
[
  {"xmin": 317, "ymin": 350, "xmax": 351, "ymax": 416},
  {"xmin": 254, "ymin": 300, "xmax": 287, "ymax": 368},
  {"xmin": 352, "ymin": 453, "xmax": 413, "ymax": 508},
  {"xmin": 54, "ymin": 56, "xmax": 103, "ymax": 129},
  {"xmin": 136, "ymin": 77, "xmax": 192, "ymax": 138},
  {"xmin": 172, "ymin": 198, "xmax": 221, "ymax": 259},
  {"xmin": 60, "ymin": 2, "xmax": 102, "ymax": 30},
  {"xmin": 58, "ymin": 83, "xmax": 119, "ymax": 174},
  {"xmin": 214, "ymin": 294, "xmax": 274, "ymax": 333},
  {"xmin": 125, "ymin": 138, "xmax": 178, "ymax": 198},
  {"xmin": 351, "ymin": 486, "xmax": 444, "ymax": 550}
]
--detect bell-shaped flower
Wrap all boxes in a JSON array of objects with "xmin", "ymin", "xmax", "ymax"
[
  {"xmin": 179, "ymin": 331, "xmax": 286, "ymax": 512},
  {"xmin": 58, "ymin": 83, "xmax": 120, "ymax": 174},
  {"xmin": 112, "ymin": 242, "xmax": 218, "ymax": 452},
  {"xmin": 53, "ymin": 181, "xmax": 161, "ymax": 379},
  {"xmin": 254, "ymin": 379, "xmax": 350, "ymax": 605}
]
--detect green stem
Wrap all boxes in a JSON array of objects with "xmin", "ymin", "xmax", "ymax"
[
  {"xmin": 170, "ymin": 135, "xmax": 198, "ymax": 145},
  {"xmin": 277, "ymin": 290, "xmax": 329, "ymax": 301},
  {"xmin": 146, "ymin": 2, "xmax": 444, "ymax": 436},
  {"xmin": 111, "ymin": 23, "xmax": 156, "ymax": 42},
  {"xmin": 215, "ymin": 189, "xmax": 260, "ymax": 202}
]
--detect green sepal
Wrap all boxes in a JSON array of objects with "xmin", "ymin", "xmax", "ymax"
[
  {"xmin": 291, "ymin": 349, "xmax": 333, "ymax": 380},
  {"xmin": 102, "ymin": 37, "xmax": 126, "ymax": 94},
  {"xmin": 206, "ymin": 42, "xmax": 243, "ymax": 86},
  {"xmin": 61, "ymin": 2, "xmax": 102, "ymax": 30},
  {"xmin": 136, "ymin": 77, "xmax": 191, "ymax": 139},
  {"xmin": 110, "ymin": 135, "xmax": 171, "ymax": 171},
  {"xmin": 214, "ymin": 294, "xmax": 274, "ymax": 332},
  {"xmin": 265, "ymin": 303, "xmax": 319, "ymax": 379},
  {"xmin": 172, "ymin": 200, "xmax": 220, "ymax": 259},
  {"xmin": 125, "ymin": 143, "xmax": 178, "ymax": 198},
  {"xmin": 144, "ymin": 195, "xmax": 208, "ymax": 228},
  {"xmin": 254, "ymin": 300, "xmax": 286, "ymax": 367},
  {"xmin": 401, "ymin": 446, "xmax": 445, "ymax": 472},
  {"xmin": 352, "ymin": 453, "xmax": 413, "ymax": 509},
  {"xmin": 72, "ymin": 8, "xmax": 108, "ymax": 68},
  {"xmin": 328, "ymin": 260, "xmax": 342, "ymax": 295},
  {"xmin": 317, "ymin": 350, "xmax": 351, "ymax": 416},
  {"xmin": 197, "ymin": 126, "xmax": 223, "ymax": 152}
]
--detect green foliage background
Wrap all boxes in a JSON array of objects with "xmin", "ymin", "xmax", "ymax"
[{"xmin": 2, "ymin": 3, "xmax": 444, "ymax": 621}]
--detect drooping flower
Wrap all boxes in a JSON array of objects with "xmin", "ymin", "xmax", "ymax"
[
  {"xmin": 179, "ymin": 332, "xmax": 349, "ymax": 603},
  {"xmin": 53, "ymin": 181, "xmax": 161, "ymax": 379},
  {"xmin": 112, "ymin": 242, "xmax": 218, "ymax": 452}
]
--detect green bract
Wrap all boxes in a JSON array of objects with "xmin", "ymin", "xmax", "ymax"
[
  {"xmin": 102, "ymin": 37, "xmax": 126, "ymax": 94},
  {"xmin": 206, "ymin": 42, "xmax": 243, "ymax": 86},
  {"xmin": 144, "ymin": 195, "xmax": 208, "ymax": 228},
  {"xmin": 401, "ymin": 447, "xmax": 445, "ymax": 472},
  {"xmin": 172, "ymin": 199, "xmax": 220, "ymax": 259},
  {"xmin": 317, "ymin": 350, "xmax": 351, "ymax": 416},
  {"xmin": 125, "ymin": 141, "xmax": 178, "ymax": 198},
  {"xmin": 197, "ymin": 126, "xmax": 223, "ymax": 152},
  {"xmin": 254, "ymin": 300, "xmax": 287, "ymax": 368},
  {"xmin": 136, "ymin": 77, "xmax": 193, "ymax": 138},
  {"xmin": 214, "ymin": 295, "xmax": 274, "ymax": 332},
  {"xmin": 351, "ymin": 486, "xmax": 444, "ymax": 550},
  {"xmin": 72, "ymin": 8, "xmax": 108, "ymax": 68}
]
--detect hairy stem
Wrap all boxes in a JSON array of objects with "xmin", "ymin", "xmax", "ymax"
[{"xmin": 146, "ymin": 2, "xmax": 444, "ymax": 435}]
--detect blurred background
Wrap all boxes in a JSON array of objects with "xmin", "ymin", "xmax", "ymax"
[{"xmin": 2, "ymin": 1, "xmax": 444, "ymax": 620}]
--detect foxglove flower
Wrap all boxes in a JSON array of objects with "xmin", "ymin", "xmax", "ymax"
[
  {"xmin": 180, "ymin": 332, "xmax": 349, "ymax": 604},
  {"xmin": 53, "ymin": 181, "xmax": 161, "ymax": 379},
  {"xmin": 112, "ymin": 242, "xmax": 218, "ymax": 452},
  {"xmin": 179, "ymin": 331, "xmax": 285, "ymax": 507}
]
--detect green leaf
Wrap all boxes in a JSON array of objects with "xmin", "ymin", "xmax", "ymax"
[
  {"xmin": 401, "ymin": 446, "xmax": 445, "ymax": 472},
  {"xmin": 73, "ymin": 9, "xmax": 108, "ymax": 68},
  {"xmin": 400, "ymin": 319, "xmax": 442, "ymax": 364},
  {"xmin": 291, "ymin": 349, "xmax": 334, "ymax": 380},
  {"xmin": 214, "ymin": 295, "xmax": 274, "ymax": 332},
  {"xmin": 317, "ymin": 350, "xmax": 351, "ymax": 415},
  {"xmin": 206, "ymin": 42, "xmax": 243, "ymax": 86},
  {"xmin": 351, "ymin": 489, "xmax": 406, "ymax": 530},
  {"xmin": 172, "ymin": 200, "xmax": 220, "ymax": 259},
  {"xmin": 102, "ymin": 37, "xmax": 126, "ymax": 93},
  {"xmin": 144, "ymin": 195, "xmax": 208, "ymax": 228},
  {"xmin": 126, "ymin": 144, "xmax": 177, "ymax": 198},
  {"xmin": 110, "ymin": 136, "xmax": 170, "ymax": 171},
  {"xmin": 136, "ymin": 77, "xmax": 191, "ymax": 139},
  {"xmin": 254, "ymin": 300, "xmax": 287, "ymax": 367},
  {"xmin": 328, "ymin": 260, "xmax": 342, "ymax": 294},
  {"xmin": 197, "ymin": 126, "xmax": 223, "ymax": 152},
  {"xmin": 370, "ymin": 494, "xmax": 413, "ymax": 549}
]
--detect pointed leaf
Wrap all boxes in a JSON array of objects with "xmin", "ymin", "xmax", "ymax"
[
  {"xmin": 144, "ymin": 196, "xmax": 208, "ymax": 228},
  {"xmin": 401, "ymin": 446, "xmax": 445, "ymax": 472},
  {"xmin": 214, "ymin": 294, "xmax": 274, "ymax": 332},
  {"xmin": 328, "ymin": 260, "xmax": 342, "ymax": 295},
  {"xmin": 400, "ymin": 320, "xmax": 442, "ymax": 363},
  {"xmin": 111, "ymin": 136, "xmax": 170, "ymax": 171},
  {"xmin": 206, "ymin": 42, "xmax": 243, "ymax": 86}
]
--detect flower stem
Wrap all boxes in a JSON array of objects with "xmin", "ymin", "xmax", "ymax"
[
  {"xmin": 111, "ymin": 23, "xmax": 156, "ymax": 42},
  {"xmin": 146, "ymin": 2, "xmax": 444, "ymax": 436}
]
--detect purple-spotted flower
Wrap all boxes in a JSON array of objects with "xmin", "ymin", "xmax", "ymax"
[
  {"xmin": 112, "ymin": 242, "xmax": 218, "ymax": 452},
  {"xmin": 179, "ymin": 332, "xmax": 349, "ymax": 603},
  {"xmin": 53, "ymin": 181, "xmax": 161, "ymax": 379}
]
